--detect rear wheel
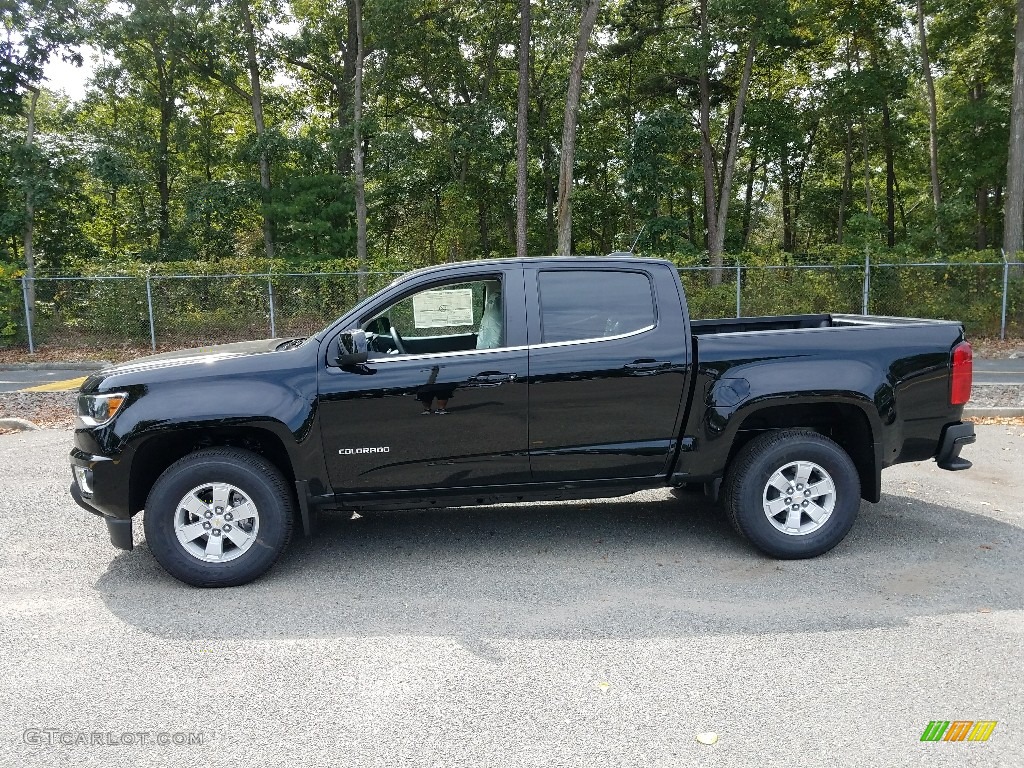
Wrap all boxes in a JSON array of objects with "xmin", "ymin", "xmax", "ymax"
[
  {"xmin": 143, "ymin": 448, "xmax": 294, "ymax": 587},
  {"xmin": 723, "ymin": 430, "xmax": 860, "ymax": 558}
]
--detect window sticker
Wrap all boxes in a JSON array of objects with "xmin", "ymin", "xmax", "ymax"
[{"xmin": 413, "ymin": 289, "xmax": 475, "ymax": 328}]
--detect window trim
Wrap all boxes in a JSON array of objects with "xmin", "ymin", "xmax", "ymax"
[
  {"xmin": 536, "ymin": 268, "xmax": 659, "ymax": 346},
  {"xmin": 356, "ymin": 344, "xmax": 529, "ymax": 366}
]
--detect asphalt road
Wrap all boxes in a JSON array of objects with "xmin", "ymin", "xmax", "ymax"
[
  {"xmin": 0, "ymin": 369, "xmax": 89, "ymax": 393},
  {"xmin": 973, "ymin": 359, "xmax": 1024, "ymax": 386},
  {"xmin": 0, "ymin": 427, "xmax": 1022, "ymax": 767}
]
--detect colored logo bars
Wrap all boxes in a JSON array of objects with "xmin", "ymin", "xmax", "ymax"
[{"xmin": 920, "ymin": 721, "xmax": 997, "ymax": 742}]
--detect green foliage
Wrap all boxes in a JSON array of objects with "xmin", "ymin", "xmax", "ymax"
[
  {"xmin": 1, "ymin": 0, "xmax": 1022, "ymax": 346},
  {"xmin": 0, "ymin": 263, "xmax": 24, "ymax": 340}
]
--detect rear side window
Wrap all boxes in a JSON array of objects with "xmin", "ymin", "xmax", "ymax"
[{"xmin": 539, "ymin": 270, "xmax": 655, "ymax": 343}]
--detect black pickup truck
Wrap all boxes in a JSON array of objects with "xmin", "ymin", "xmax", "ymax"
[{"xmin": 70, "ymin": 256, "xmax": 976, "ymax": 586}]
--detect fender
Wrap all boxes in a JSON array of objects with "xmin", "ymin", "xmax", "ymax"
[{"xmin": 672, "ymin": 356, "xmax": 888, "ymax": 500}]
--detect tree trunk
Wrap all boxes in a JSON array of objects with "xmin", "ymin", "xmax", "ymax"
[
  {"xmin": 515, "ymin": 0, "xmax": 530, "ymax": 260},
  {"xmin": 993, "ymin": 185, "xmax": 1003, "ymax": 245},
  {"xmin": 337, "ymin": 0, "xmax": 359, "ymax": 176},
  {"xmin": 478, "ymin": 198, "xmax": 491, "ymax": 256},
  {"xmin": 685, "ymin": 185, "xmax": 696, "ymax": 246},
  {"xmin": 697, "ymin": 0, "xmax": 718, "ymax": 273},
  {"xmin": 23, "ymin": 88, "xmax": 39, "ymax": 321},
  {"xmin": 240, "ymin": 0, "xmax": 275, "ymax": 261},
  {"xmin": 110, "ymin": 86, "xmax": 120, "ymax": 252},
  {"xmin": 555, "ymin": 0, "xmax": 600, "ymax": 256},
  {"xmin": 781, "ymin": 151, "xmax": 793, "ymax": 252},
  {"xmin": 203, "ymin": 114, "xmax": 213, "ymax": 255},
  {"xmin": 838, "ymin": 121, "xmax": 852, "ymax": 244},
  {"xmin": 353, "ymin": 0, "xmax": 368, "ymax": 297},
  {"xmin": 544, "ymin": 145, "xmax": 555, "ymax": 254},
  {"xmin": 862, "ymin": 114, "xmax": 872, "ymax": 215},
  {"xmin": 741, "ymin": 145, "xmax": 757, "ymax": 248},
  {"xmin": 709, "ymin": 32, "xmax": 757, "ymax": 261},
  {"xmin": 1005, "ymin": 0, "xmax": 1024, "ymax": 260},
  {"xmin": 976, "ymin": 187, "xmax": 989, "ymax": 250},
  {"xmin": 157, "ymin": 96, "xmax": 172, "ymax": 246},
  {"xmin": 917, "ymin": 0, "xmax": 942, "ymax": 213},
  {"xmin": 882, "ymin": 97, "xmax": 896, "ymax": 247},
  {"xmin": 790, "ymin": 119, "xmax": 818, "ymax": 255}
]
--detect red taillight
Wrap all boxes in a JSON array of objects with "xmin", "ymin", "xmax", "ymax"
[{"xmin": 951, "ymin": 342, "xmax": 973, "ymax": 406}]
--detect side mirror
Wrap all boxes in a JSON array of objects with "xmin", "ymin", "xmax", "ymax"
[{"xmin": 336, "ymin": 329, "xmax": 368, "ymax": 365}]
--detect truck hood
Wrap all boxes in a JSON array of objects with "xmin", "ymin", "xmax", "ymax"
[{"xmin": 97, "ymin": 338, "xmax": 296, "ymax": 377}]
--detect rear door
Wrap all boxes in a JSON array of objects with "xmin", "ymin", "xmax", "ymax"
[{"xmin": 525, "ymin": 264, "xmax": 692, "ymax": 481}]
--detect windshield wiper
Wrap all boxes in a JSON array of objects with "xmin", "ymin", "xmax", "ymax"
[{"xmin": 275, "ymin": 337, "xmax": 307, "ymax": 351}]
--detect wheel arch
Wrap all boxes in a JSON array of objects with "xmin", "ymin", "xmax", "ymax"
[
  {"xmin": 727, "ymin": 400, "xmax": 880, "ymax": 502},
  {"xmin": 128, "ymin": 425, "xmax": 297, "ymax": 514}
]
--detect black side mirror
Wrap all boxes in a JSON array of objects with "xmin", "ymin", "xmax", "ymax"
[{"xmin": 336, "ymin": 329, "xmax": 368, "ymax": 365}]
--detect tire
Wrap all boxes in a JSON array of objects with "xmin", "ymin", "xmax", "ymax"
[
  {"xmin": 143, "ymin": 448, "xmax": 294, "ymax": 587},
  {"xmin": 723, "ymin": 429, "xmax": 860, "ymax": 559}
]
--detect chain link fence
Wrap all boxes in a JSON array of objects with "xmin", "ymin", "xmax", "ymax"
[
  {"xmin": 11, "ymin": 259, "xmax": 1024, "ymax": 353},
  {"xmin": 680, "ymin": 259, "xmax": 1022, "ymax": 338},
  {"xmin": 17, "ymin": 271, "xmax": 403, "ymax": 352}
]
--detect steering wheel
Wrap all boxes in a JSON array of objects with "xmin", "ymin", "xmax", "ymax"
[{"xmin": 390, "ymin": 326, "xmax": 408, "ymax": 354}]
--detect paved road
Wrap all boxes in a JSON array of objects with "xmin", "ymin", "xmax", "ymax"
[
  {"xmin": 974, "ymin": 359, "xmax": 1024, "ymax": 386},
  {"xmin": 0, "ymin": 427, "xmax": 1021, "ymax": 767},
  {"xmin": 0, "ymin": 369, "xmax": 89, "ymax": 393}
]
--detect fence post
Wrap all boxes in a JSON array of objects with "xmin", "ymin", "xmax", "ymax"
[
  {"xmin": 145, "ymin": 273, "xmax": 157, "ymax": 351},
  {"xmin": 862, "ymin": 248, "xmax": 871, "ymax": 315},
  {"xmin": 20, "ymin": 277, "xmax": 34, "ymax": 354},
  {"xmin": 1001, "ymin": 249, "xmax": 1010, "ymax": 341},
  {"xmin": 735, "ymin": 263, "xmax": 742, "ymax": 318},
  {"xmin": 267, "ymin": 275, "xmax": 276, "ymax": 337}
]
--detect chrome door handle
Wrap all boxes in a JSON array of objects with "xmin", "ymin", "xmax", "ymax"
[
  {"xmin": 467, "ymin": 372, "xmax": 518, "ymax": 386},
  {"xmin": 623, "ymin": 360, "xmax": 671, "ymax": 374}
]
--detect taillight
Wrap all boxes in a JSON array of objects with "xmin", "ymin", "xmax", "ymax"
[{"xmin": 950, "ymin": 342, "xmax": 972, "ymax": 406}]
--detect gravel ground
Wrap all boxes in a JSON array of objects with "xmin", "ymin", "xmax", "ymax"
[
  {"xmin": 968, "ymin": 385, "xmax": 1024, "ymax": 408},
  {"xmin": 0, "ymin": 427, "xmax": 1021, "ymax": 767},
  {"xmin": 0, "ymin": 391, "xmax": 76, "ymax": 428}
]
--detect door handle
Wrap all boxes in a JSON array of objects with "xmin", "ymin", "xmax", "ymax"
[
  {"xmin": 467, "ymin": 371, "xmax": 518, "ymax": 386},
  {"xmin": 623, "ymin": 360, "xmax": 672, "ymax": 374}
]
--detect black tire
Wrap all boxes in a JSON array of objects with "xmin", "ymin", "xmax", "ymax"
[
  {"xmin": 723, "ymin": 429, "xmax": 860, "ymax": 559},
  {"xmin": 143, "ymin": 448, "xmax": 294, "ymax": 587}
]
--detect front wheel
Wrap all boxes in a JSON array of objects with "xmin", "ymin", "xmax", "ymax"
[
  {"xmin": 143, "ymin": 448, "xmax": 294, "ymax": 587},
  {"xmin": 723, "ymin": 430, "xmax": 860, "ymax": 559}
]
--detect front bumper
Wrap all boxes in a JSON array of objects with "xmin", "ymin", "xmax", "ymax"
[
  {"xmin": 70, "ymin": 446, "xmax": 134, "ymax": 551},
  {"xmin": 935, "ymin": 422, "xmax": 976, "ymax": 471},
  {"xmin": 70, "ymin": 480, "xmax": 133, "ymax": 550}
]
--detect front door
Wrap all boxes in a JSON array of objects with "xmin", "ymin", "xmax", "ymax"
[{"xmin": 318, "ymin": 267, "xmax": 529, "ymax": 493}]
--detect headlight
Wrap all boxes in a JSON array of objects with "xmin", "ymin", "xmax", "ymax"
[{"xmin": 77, "ymin": 392, "xmax": 128, "ymax": 426}]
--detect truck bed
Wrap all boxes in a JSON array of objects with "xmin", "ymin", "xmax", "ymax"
[{"xmin": 690, "ymin": 313, "xmax": 962, "ymax": 336}]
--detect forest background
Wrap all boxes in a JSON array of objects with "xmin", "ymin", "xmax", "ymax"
[{"xmin": 2, "ymin": 0, "xmax": 1024, "ymax": 347}]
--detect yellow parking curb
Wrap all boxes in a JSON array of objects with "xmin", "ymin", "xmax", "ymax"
[{"xmin": 22, "ymin": 376, "xmax": 87, "ymax": 392}]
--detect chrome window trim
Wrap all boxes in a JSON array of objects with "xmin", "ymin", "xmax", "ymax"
[
  {"xmin": 353, "ymin": 323, "xmax": 656, "ymax": 366},
  {"xmin": 359, "ymin": 345, "xmax": 530, "ymax": 365},
  {"xmin": 528, "ymin": 324, "xmax": 656, "ymax": 350}
]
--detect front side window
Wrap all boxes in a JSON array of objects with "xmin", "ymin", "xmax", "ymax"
[
  {"xmin": 538, "ymin": 270, "xmax": 655, "ymax": 343},
  {"xmin": 363, "ymin": 277, "xmax": 504, "ymax": 356}
]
